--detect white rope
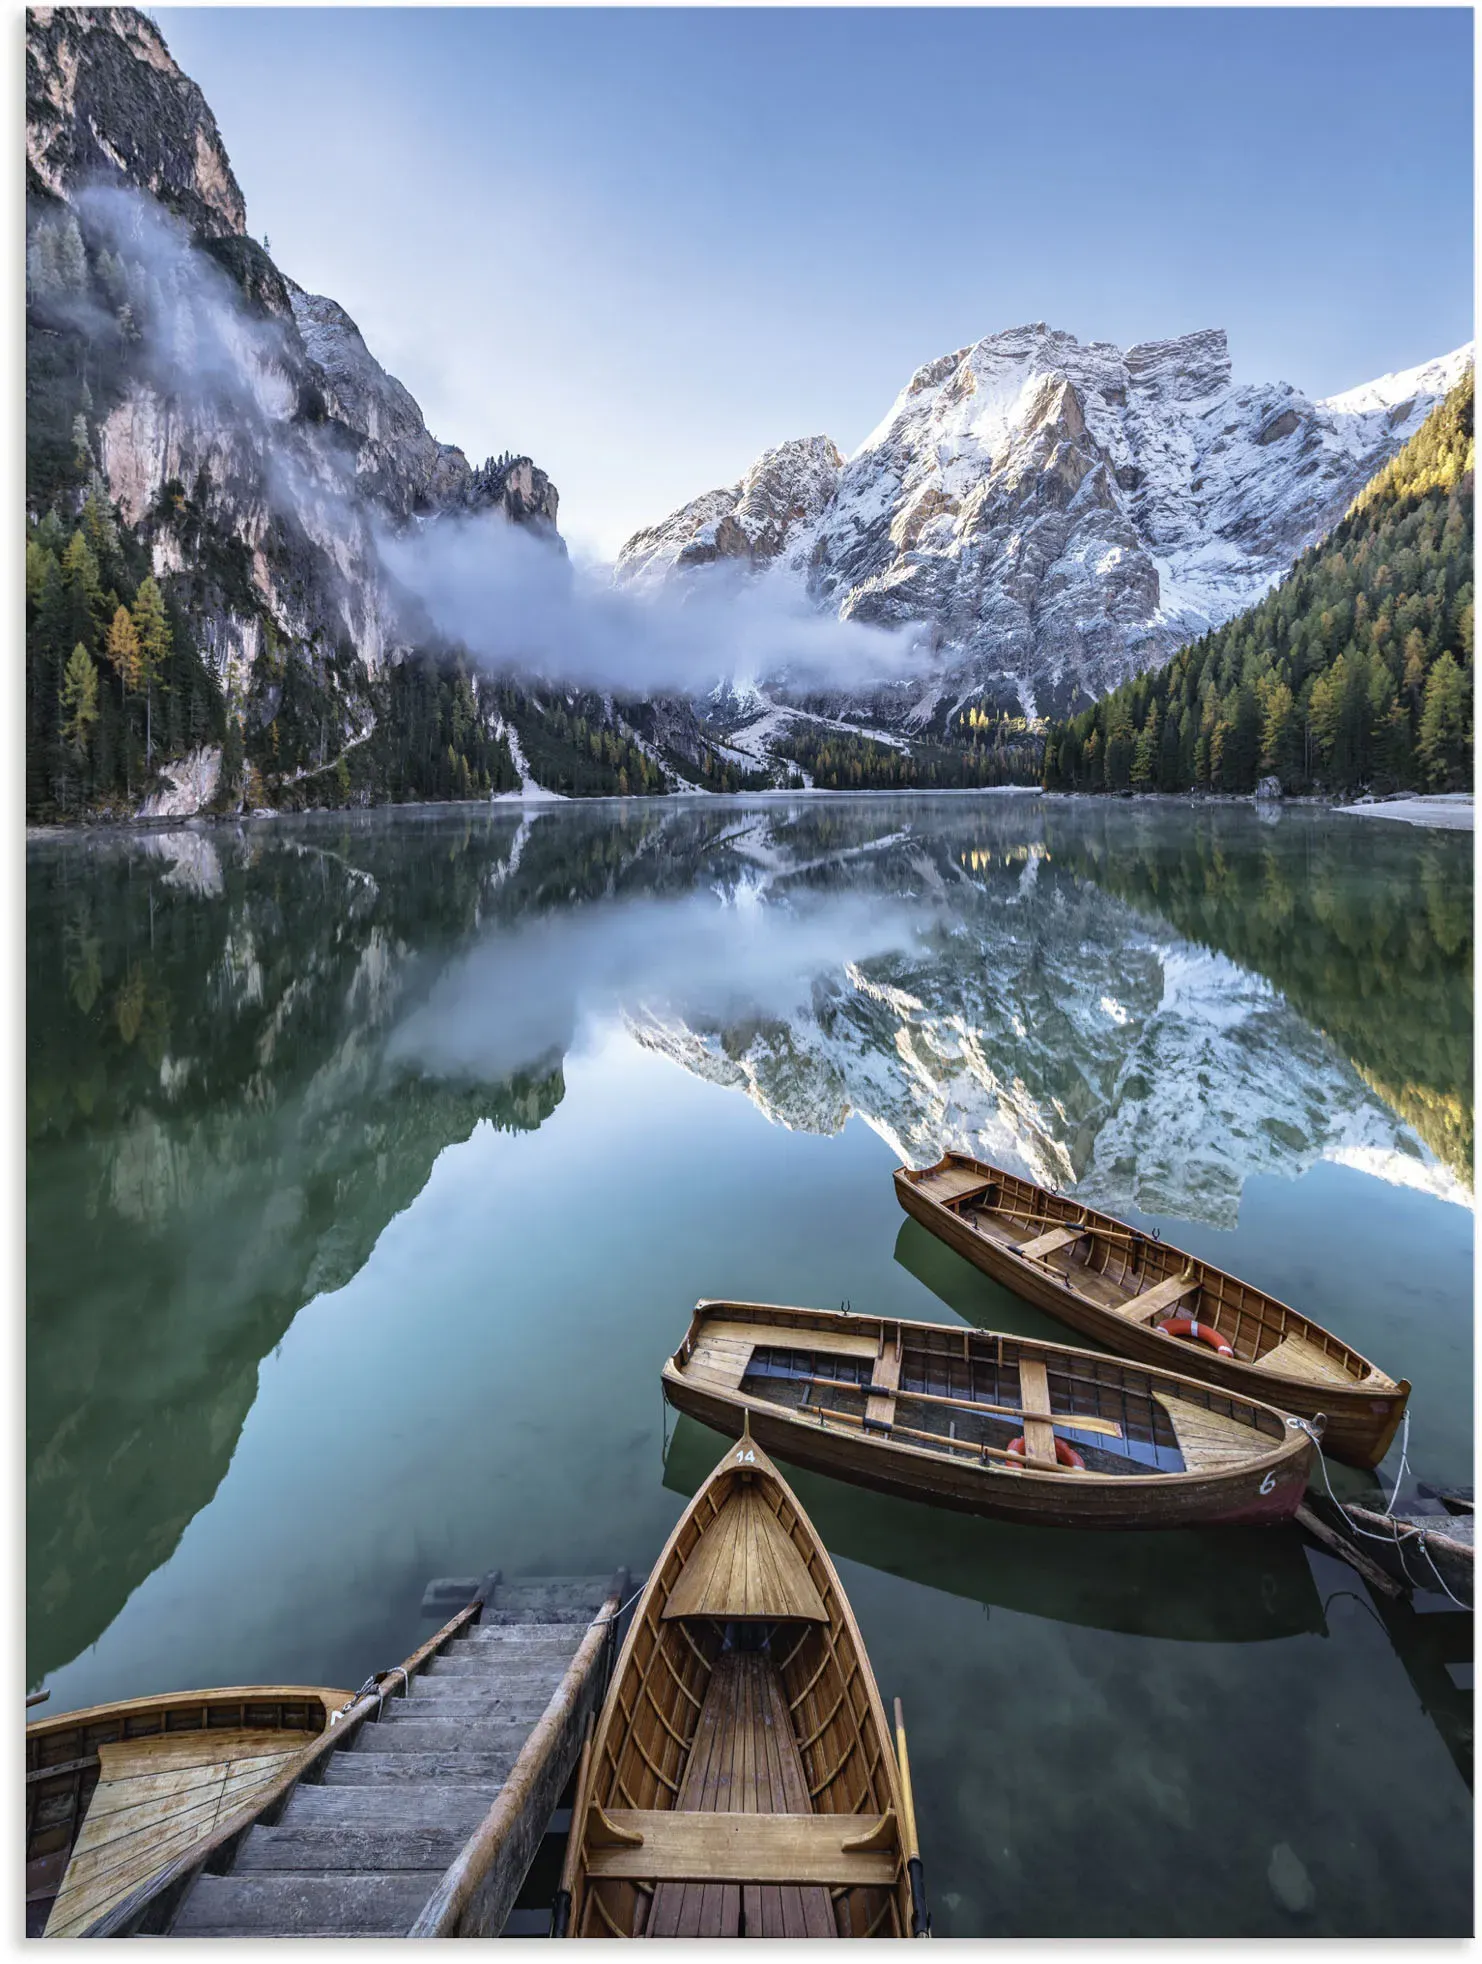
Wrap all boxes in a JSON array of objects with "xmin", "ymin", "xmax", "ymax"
[
  {"xmin": 1304, "ymin": 1416, "xmax": 1472, "ymax": 1609},
  {"xmin": 1381, "ymin": 1409, "xmax": 1411, "ymax": 1516},
  {"xmin": 590, "ymin": 1583, "xmax": 646, "ymax": 1629}
]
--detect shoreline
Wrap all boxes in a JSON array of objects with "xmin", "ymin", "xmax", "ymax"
[
  {"xmin": 24, "ymin": 782, "xmax": 1476, "ymax": 840},
  {"xmin": 1333, "ymin": 795, "xmax": 1474, "ymax": 833}
]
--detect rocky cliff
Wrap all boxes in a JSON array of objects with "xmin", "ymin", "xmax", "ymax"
[
  {"xmin": 618, "ymin": 323, "xmax": 1474, "ymax": 721},
  {"xmin": 25, "ymin": 7, "xmax": 560, "ymax": 818}
]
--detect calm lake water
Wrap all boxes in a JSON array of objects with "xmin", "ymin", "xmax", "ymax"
[{"xmin": 27, "ymin": 793, "xmax": 1473, "ymax": 1935}]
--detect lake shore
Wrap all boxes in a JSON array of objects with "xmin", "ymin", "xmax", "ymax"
[{"xmin": 1336, "ymin": 794, "xmax": 1474, "ymax": 833}]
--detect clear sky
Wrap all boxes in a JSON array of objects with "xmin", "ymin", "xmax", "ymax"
[{"xmin": 154, "ymin": 7, "xmax": 1474, "ymax": 558}]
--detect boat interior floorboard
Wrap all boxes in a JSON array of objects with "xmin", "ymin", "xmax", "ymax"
[{"xmin": 645, "ymin": 1650, "xmax": 834, "ymax": 1940}]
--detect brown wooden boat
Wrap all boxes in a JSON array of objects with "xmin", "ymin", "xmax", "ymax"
[
  {"xmin": 562, "ymin": 1420, "xmax": 926, "ymax": 1938},
  {"xmin": 26, "ymin": 1684, "xmax": 349, "ymax": 1937},
  {"xmin": 663, "ymin": 1301, "xmax": 1316, "ymax": 1530},
  {"xmin": 895, "ymin": 1152, "xmax": 1410, "ymax": 1471}
]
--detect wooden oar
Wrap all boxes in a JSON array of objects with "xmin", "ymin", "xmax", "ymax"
[
  {"xmin": 965, "ymin": 1194, "xmax": 1149, "ymax": 1249},
  {"xmin": 797, "ymin": 1371, "xmax": 1124, "ymax": 1439},
  {"xmin": 811, "ymin": 1403, "xmax": 1083, "ymax": 1474},
  {"xmin": 893, "ymin": 1699, "xmax": 929, "ymax": 1937}
]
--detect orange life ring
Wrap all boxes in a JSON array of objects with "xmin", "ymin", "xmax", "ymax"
[
  {"xmin": 1160, "ymin": 1316, "xmax": 1234, "ymax": 1358},
  {"xmin": 1007, "ymin": 1435, "xmax": 1086, "ymax": 1470}
]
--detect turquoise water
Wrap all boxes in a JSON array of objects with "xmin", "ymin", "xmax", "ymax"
[{"xmin": 27, "ymin": 795, "xmax": 1472, "ymax": 1934}]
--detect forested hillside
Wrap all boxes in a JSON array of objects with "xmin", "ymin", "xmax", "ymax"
[{"xmin": 1043, "ymin": 372, "xmax": 1474, "ymax": 796}]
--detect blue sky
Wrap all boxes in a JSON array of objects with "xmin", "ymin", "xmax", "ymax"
[{"xmin": 156, "ymin": 7, "xmax": 1474, "ymax": 557}]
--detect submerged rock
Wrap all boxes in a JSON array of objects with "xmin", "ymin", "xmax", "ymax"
[{"xmin": 1267, "ymin": 1842, "xmax": 1316, "ymax": 1915}]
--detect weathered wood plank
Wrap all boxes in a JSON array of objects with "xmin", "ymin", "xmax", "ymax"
[
  {"xmin": 170, "ymin": 1870, "xmax": 436, "ymax": 1936},
  {"xmin": 322, "ymin": 1751, "xmax": 519, "ymax": 1787},
  {"xmin": 279, "ymin": 1784, "xmax": 501, "ymax": 1833},
  {"xmin": 348, "ymin": 1720, "xmax": 531, "ymax": 1755},
  {"xmin": 233, "ymin": 1822, "xmax": 474, "ymax": 1874}
]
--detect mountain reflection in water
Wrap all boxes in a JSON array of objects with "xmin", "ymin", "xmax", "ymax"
[{"xmin": 27, "ymin": 795, "xmax": 1471, "ymax": 1688}]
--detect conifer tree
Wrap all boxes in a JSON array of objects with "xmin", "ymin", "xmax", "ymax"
[
  {"xmin": 130, "ymin": 577, "xmax": 172, "ymax": 766},
  {"xmin": 60, "ymin": 642, "xmax": 99, "ymax": 754}
]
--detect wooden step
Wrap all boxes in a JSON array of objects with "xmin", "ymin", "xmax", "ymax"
[
  {"xmin": 405, "ymin": 1687, "xmax": 557, "ymax": 1718},
  {"xmin": 323, "ymin": 1750, "xmax": 519, "ymax": 1787},
  {"xmin": 423, "ymin": 1653, "xmax": 569, "ymax": 1681},
  {"xmin": 234, "ymin": 1820, "xmax": 479, "ymax": 1874},
  {"xmin": 280, "ymin": 1784, "xmax": 500, "ymax": 1834},
  {"xmin": 171, "ymin": 1869, "xmax": 436, "ymax": 1937},
  {"xmin": 349, "ymin": 1719, "xmax": 531, "ymax": 1755},
  {"xmin": 466, "ymin": 1622, "xmax": 588, "ymax": 1645}
]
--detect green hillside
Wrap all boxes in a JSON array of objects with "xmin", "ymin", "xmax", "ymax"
[{"xmin": 1043, "ymin": 372, "xmax": 1474, "ymax": 797}]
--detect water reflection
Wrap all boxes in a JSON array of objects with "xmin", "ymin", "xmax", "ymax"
[
  {"xmin": 27, "ymin": 797, "xmax": 1472, "ymax": 1680},
  {"xmin": 663, "ymin": 1416, "xmax": 1326, "ymax": 1645}
]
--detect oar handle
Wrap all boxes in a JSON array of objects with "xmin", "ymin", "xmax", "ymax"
[
  {"xmin": 552, "ymin": 1720, "xmax": 594, "ymax": 1936},
  {"xmin": 893, "ymin": 1697, "xmax": 930, "ymax": 1937}
]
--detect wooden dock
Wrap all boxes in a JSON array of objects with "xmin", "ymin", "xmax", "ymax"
[{"xmin": 84, "ymin": 1572, "xmax": 632, "ymax": 1938}]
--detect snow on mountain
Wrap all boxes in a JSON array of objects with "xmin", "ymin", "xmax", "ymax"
[
  {"xmin": 618, "ymin": 435, "xmax": 843, "ymax": 589},
  {"xmin": 621, "ymin": 822, "xmax": 1468, "ymax": 1227},
  {"xmin": 616, "ymin": 326, "xmax": 1474, "ymax": 723}
]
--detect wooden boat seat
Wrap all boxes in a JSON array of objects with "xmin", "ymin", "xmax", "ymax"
[
  {"xmin": 585, "ymin": 1812, "xmax": 898, "ymax": 1888},
  {"xmin": 1018, "ymin": 1225, "xmax": 1086, "ymax": 1262},
  {"xmin": 916, "ymin": 1165, "xmax": 996, "ymax": 1206},
  {"xmin": 662, "ymin": 1488, "xmax": 827, "ymax": 1624},
  {"xmin": 1015, "ymin": 1357, "xmax": 1059, "ymax": 1467},
  {"xmin": 644, "ymin": 1652, "xmax": 838, "ymax": 1937},
  {"xmin": 863, "ymin": 1333, "xmax": 901, "ymax": 1433},
  {"xmin": 1118, "ymin": 1273, "xmax": 1203, "ymax": 1324},
  {"xmin": 1255, "ymin": 1331, "xmax": 1359, "ymax": 1387}
]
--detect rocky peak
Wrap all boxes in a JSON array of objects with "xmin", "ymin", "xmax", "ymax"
[
  {"xmin": 1125, "ymin": 329, "xmax": 1232, "ymax": 403},
  {"xmin": 615, "ymin": 434, "xmax": 842, "ymax": 586},
  {"xmin": 621, "ymin": 321, "xmax": 1472, "ymax": 722},
  {"xmin": 27, "ymin": 7, "xmax": 246, "ymax": 238}
]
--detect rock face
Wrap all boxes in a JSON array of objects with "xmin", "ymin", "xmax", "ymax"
[
  {"xmin": 26, "ymin": 6, "xmax": 560, "ymax": 815},
  {"xmin": 27, "ymin": 7, "xmax": 246, "ymax": 238},
  {"xmin": 618, "ymin": 435, "xmax": 843, "ymax": 585},
  {"xmin": 618, "ymin": 323, "xmax": 1473, "ymax": 720}
]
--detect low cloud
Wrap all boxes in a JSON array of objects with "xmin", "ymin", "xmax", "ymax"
[{"xmin": 379, "ymin": 509, "xmax": 928, "ymax": 697}]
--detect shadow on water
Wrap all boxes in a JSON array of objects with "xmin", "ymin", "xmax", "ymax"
[{"xmin": 662, "ymin": 1414, "xmax": 1327, "ymax": 1645}]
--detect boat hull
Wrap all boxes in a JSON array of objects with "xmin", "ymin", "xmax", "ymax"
[
  {"xmin": 663, "ymin": 1303, "xmax": 1314, "ymax": 1531},
  {"xmin": 894, "ymin": 1163, "xmax": 1409, "ymax": 1472}
]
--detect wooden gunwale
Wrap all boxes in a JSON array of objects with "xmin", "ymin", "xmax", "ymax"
[
  {"xmin": 893, "ymin": 1151, "xmax": 1410, "ymax": 1471},
  {"xmin": 665, "ymin": 1301, "xmax": 1315, "ymax": 1531}
]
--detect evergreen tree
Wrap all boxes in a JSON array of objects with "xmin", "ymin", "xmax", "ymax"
[
  {"xmin": 60, "ymin": 642, "xmax": 99, "ymax": 754},
  {"xmin": 130, "ymin": 577, "xmax": 172, "ymax": 766}
]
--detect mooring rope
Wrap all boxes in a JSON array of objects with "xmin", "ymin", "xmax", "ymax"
[{"xmin": 1304, "ymin": 1413, "xmax": 1471, "ymax": 1610}]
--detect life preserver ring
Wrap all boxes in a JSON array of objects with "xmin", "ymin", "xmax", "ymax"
[
  {"xmin": 1160, "ymin": 1316, "xmax": 1234, "ymax": 1357},
  {"xmin": 1007, "ymin": 1435, "xmax": 1085, "ymax": 1470}
]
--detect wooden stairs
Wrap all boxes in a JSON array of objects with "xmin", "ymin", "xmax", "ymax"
[{"xmin": 89, "ymin": 1574, "xmax": 629, "ymax": 1939}]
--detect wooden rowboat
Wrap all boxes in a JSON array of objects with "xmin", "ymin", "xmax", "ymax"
[
  {"xmin": 895, "ymin": 1152, "xmax": 1410, "ymax": 1470},
  {"xmin": 26, "ymin": 1684, "xmax": 349, "ymax": 1937},
  {"xmin": 663, "ymin": 1301, "xmax": 1316, "ymax": 1530},
  {"xmin": 562, "ymin": 1420, "xmax": 927, "ymax": 1938}
]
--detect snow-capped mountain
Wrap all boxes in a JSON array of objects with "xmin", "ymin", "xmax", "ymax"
[
  {"xmin": 619, "ymin": 811, "xmax": 1469, "ymax": 1226},
  {"xmin": 616, "ymin": 324, "xmax": 1474, "ymax": 720}
]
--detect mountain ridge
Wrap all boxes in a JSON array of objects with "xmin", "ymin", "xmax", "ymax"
[{"xmin": 618, "ymin": 323, "xmax": 1473, "ymax": 723}]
